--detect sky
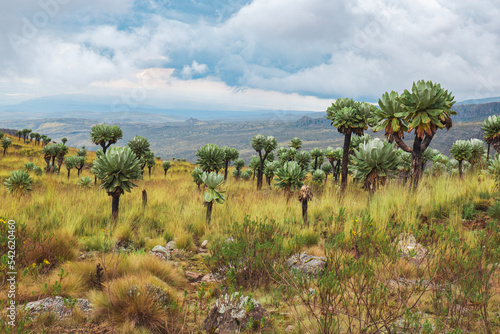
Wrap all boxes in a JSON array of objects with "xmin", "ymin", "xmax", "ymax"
[{"xmin": 0, "ymin": 0, "xmax": 499, "ymax": 113}]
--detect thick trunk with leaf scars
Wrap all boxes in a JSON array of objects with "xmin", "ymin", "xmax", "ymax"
[
  {"xmin": 491, "ymin": 137, "xmax": 500, "ymax": 155},
  {"xmin": 206, "ymin": 201, "xmax": 213, "ymax": 224},
  {"xmin": 340, "ymin": 130, "xmax": 352, "ymax": 195},
  {"xmin": 410, "ymin": 137, "xmax": 423, "ymax": 191}
]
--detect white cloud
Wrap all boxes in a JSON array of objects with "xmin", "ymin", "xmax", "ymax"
[
  {"xmin": 1, "ymin": 0, "xmax": 500, "ymax": 109},
  {"xmin": 181, "ymin": 61, "xmax": 208, "ymax": 78}
]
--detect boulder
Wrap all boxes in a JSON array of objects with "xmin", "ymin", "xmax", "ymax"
[
  {"xmin": 395, "ymin": 233, "xmax": 428, "ymax": 266},
  {"xmin": 201, "ymin": 240, "xmax": 208, "ymax": 248},
  {"xmin": 203, "ymin": 293, "xmax": 268, "ymax": 333},
  {"xmin": 22, "ymin": 296, "xmax": 92, "ymax": 318},
  {"xmin": 287, "ymin": 252, "xmax": 326, "ymax": 276}
]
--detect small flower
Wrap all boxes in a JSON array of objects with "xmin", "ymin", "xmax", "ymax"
[
  {"xmin": 43, "ymin": 259, "xmax": 50, "ymax": 265},
  {"xmin": 31, "ymin": 263, "xmax": 36, "ymax": 268},
  {"xmin": 0, "ymin": 219, "xmax": 5, "ymax": 224}
]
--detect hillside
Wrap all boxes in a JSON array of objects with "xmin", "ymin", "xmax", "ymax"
[
  {"xmin": 0, "ymin": 114, "xmax": 488, "ymax": 163},
  {"xmin": 1, "ymin": 134, "xmax": 500, "ymax": 333}
]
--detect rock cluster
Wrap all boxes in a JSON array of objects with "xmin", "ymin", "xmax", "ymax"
[{"xmin": 22, "ymin": 296, "xmax": 92, "ymax": 318}]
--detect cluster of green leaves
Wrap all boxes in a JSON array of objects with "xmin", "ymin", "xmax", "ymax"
[
  {"xmin": 92, "ymin": 146, "xmax": 143, "ymax": 196},
  {"xmin": 274, "ymin": 161, "xmax": 307, "ymax": 192},
  {"xmin": 196, "ymin": 143, "xmax": 225, "ymax": 172},
  {"xmin": 326, "ymin": 98, "xmax": 373, "ymax": 135},
  {"xmin": 200, "ymin": 172, "xmax": 225, "ymax": 204},
  {"xmin": 4, "ymin": 170, "xmax": 33, "ymax": 196},
  {"xmin": 351, "ymin": 138, "xmax": 399, "ymax": 191},
  {"xmin": 482, "ymin": 115, "xmax": 500, "ymax": 143}
]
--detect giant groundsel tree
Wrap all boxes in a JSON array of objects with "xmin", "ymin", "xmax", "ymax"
[
  {"xmin": 326, "ymin": 98, "xmax": 373, "ymax": 194},
  {"xmin": 200, "ymin": 172, "xmax": 225, "ymax": 224},
  {"xmin": 450, "ymin": 140, "xmax": 472, "ymax": 178},
  {"xmin": 251, "ymin": 134, "xmax": 278, "ymax": 190},
  {"xmin": 221, "ymin": 146, "xmax": 239, "ymax": 181},
  {"xmin": 372, "ymin": 81, "xmax": 456, "ymax": 190},
  {"xmin": 92, "ymin": 146, "xmax": 142, "ymax": 219},
  {"xmin": 90, "ymin": 124, "xmax": 123, "ymax": 153},
  {"xmin": 482, "ymin": 115, "xmax": 500, "ymax": 159}
]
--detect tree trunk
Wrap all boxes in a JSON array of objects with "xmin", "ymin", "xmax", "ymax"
[
  {"xmin": 57, "ymin": 156, "xmax": 64, "ymax": 175},
  {"xmin": 206, "ymin": 201, "xmax": 213, "ymax": 224},
  {"xmin": 302, "ymin": 200, "xmax": 308, "ymax": 227},
  {"xmin": 257, "ymin": 165, "xmax": 264, "ymax": 190},
  {"xmin": 67, "ymin": 170, "xmax": 71, "ymax": 179},
  {"xmin": 329, "ymin": 159, "xmax": 335, "ymax": 180},
  {"xmin": 94, "ymin": 175, "xmax": 97, "ymax": 185},
  {"xmin": 51, "ymin": 157, "xmax": 56, "ymax": 173},
  {"xmin": 142, "ymin": 189, "xmax": 147, "ymax": 207},
  {"xmin": 410, "ymin": 137, "xmax": 423, "ymax": 191},
  {"xmin": 164, "ymin": 170, "xmax": 167, "ymax": 177},
  {"xmin": 487, "ymin": 143, "xmax": 491, "ymax": 161},
  {"xmin": 3, "ymin": 148, "xmax": 5, "ymax": 156},
  {"xmin": 224, "ymin": 162, "xmax": 229, "ymax": 181},
  {"xmin": 458, "ymin": 160, "xmax": 463, "ymax": 178},
  {"xmin": 148, "ymin": 167, "xmax": 152, "ymax": 178},
  {"xmin": 44, "ymin": 157, "xmax": 51, "ymax": 172},
  {"xmin": 340, "ymin": 130, "xmax": 352, "ymax": 195},
  {"xmin": 313, "ymin": 157, "xmax": 318, "ymax": 170},
  {"xmin": 266, "ymin": 176, "xmax": 271, "ymax": 186},
  {"xmin": 112, "ymin": 195, "xmax": 120, "ymax": 220}
]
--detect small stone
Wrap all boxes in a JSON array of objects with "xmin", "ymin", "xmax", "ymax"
[
  {"xmin": 285, "ymin": 325, "xmax": 295, "ymax": 333},
  {"xmin": 185, "ymin": 271, "xmax": 203, "ymax": 282},
  {"xmin": 166, "ymin": 240, "xmax": 176, "ymax": 250},
  {"xmin": 201, "ymin": 240, "xmax": 208, "ymax": 248},
  {"xmin": 201, "ymin": 274, "xmax": 222, "ymax": 283}
]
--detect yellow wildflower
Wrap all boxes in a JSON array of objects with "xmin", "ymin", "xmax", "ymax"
[
  {"xmin": 0, "ymin": 219, "xmax": 5, "ymax": 224},
  {"xmin": 32, "ymin": 263, "xmax": 36, "ymax": 268},
  {"xmin": 43, "ymin": 259, "xmax": 50, "ymax": 265}
]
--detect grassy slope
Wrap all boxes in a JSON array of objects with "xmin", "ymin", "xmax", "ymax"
[{"xmin": 0, "ymin": 134, "xmax": 500, "ymax": 333}]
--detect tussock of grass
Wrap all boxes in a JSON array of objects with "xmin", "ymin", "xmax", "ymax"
[{"xmin": 89, "ymin": 274, "xmax": 180, "ymax": 333}]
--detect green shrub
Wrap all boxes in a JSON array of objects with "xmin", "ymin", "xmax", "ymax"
[
  {"xmin": 487, "ymin": 201, "xmax": 500, "ymax": 219},
  {"xmin": 206, "ymin": 216, "xmax": 288, "ymax": 289},
  {"xmin": 77, "ymin": 176, "xmax": 93, "ymax": 188}
]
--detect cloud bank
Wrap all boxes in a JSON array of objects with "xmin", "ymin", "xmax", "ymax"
[{"xmin": 0, "ymin": 0, "xmax": 499, "ymax": 110}]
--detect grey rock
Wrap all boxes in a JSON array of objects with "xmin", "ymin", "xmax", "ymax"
[
  {"xmin": 203, "ymin": 293, "xmax": 268, "ymax": 333},
  {"xmin": 148, "ymin": 245, "xmax": 171, "ymax": 260},
  {"xmin": 287, "ymin": 252, "xmax": 326, "ymax": 276},
  {"xmin": 22, "ymin": 296, "xmax": 92, "ymax": 318},
  {"xmin": 166, "ymin": 240, "xmax": 176, "ymax": 250},
  {"xmin": 201, "ymin": 239, "xmax": 208, "ymax": 248}
]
